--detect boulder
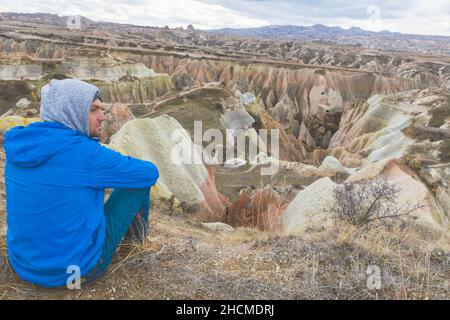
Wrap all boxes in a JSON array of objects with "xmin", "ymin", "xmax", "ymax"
[
  {"xmin": 236, "ymin": 91, "xmax": 256, "ymax": 107},
  {"xmin": 224, "ymin": 158, "xmax": 247, "ymax": 168},
  {"xmin": 281, "ymin": 177, "xmax": 337, "ymax": 234},
  {"xmin": 15, "ymin": 98, "xmax": 31, "ymax": 108},
  {"xmin": 109, "ymin": 115, "xmax": 229, "ymax": 218},
  {"xmin": 319, "ymin": 155, "xmax": 357, "ymax": 175}
]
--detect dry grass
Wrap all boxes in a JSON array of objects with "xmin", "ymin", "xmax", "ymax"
[
  {"xmin": 225, "ymin": 185, "xmax": 289, "ymax": 232},
  {"xmin": 1, "ymin": 200, "xmax": 450, "ymax": 300}
]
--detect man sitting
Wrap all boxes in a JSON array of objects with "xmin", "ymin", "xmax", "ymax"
[{"xmin": 4, "ymin": 79, "xmax": 159, "ymax": 287}]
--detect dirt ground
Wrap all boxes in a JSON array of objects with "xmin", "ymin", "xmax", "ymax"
[{"xmin": 1, "ymin": 197, "xmax": 450, "ymax": 300}]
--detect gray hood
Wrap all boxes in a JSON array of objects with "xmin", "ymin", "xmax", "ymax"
[{"xmin": 40, "ymin": 79, "xmax": 100, "ymax": 136}]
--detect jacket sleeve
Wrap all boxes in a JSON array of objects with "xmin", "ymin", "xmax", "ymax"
[{"xmin": 89, "ymin": 143, "xmax": 159, "ymax": 189}]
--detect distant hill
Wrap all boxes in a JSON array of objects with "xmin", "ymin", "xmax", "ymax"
[
  {"xmin": 205, "ymin": 24, "xmax": 448, "ymax": 41},
  {"xmin": 1, "ymin": 12, "xmax": 449, "ymax": 54}
]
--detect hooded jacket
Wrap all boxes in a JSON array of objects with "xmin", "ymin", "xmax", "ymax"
[{"xmin": 4, "ymin": 79, "xmax": 159, "ymax": 287}]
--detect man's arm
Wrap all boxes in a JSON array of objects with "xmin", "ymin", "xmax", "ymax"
[{"xmin": 89, "ymin": 143, "xmax": 159, "ymax": 189}]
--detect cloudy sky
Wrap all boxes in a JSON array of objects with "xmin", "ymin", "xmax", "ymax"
[{"xmin": 0, "ymin": 0, "xmax": 449, "ymax": 36}]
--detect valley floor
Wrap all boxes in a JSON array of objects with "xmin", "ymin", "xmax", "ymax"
[{"xmin": 1, "ymin": 200, "xmax": 450, "ymax": 300}]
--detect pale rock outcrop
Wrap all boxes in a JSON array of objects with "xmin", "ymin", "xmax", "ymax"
[
  {"xmin": 0, "ymin": 62, "xmax": 159, "ymax": 82},
  {"xmin": 346, "ymin": 160, "xmax": 448, "ymax": 228},
  {"xmin": 311, "ymin": 147, "xmax": 363, "ymax": 168},
  {"xmin": 319, "ymin": 156, "xmax": 357, "ymax": 175},
  {"xmin": 109, "ymin": 115, "xmax": 228, "ymax": 216},
  {"xmin": 61, "ymin": 62, "xmax": 158, "ymax": 81},
  {"xmin": 15, "ymin": 98, "xmax": 31, "ymax": 108},
  {"xmin": 236, "ymin": 91, "xmax": 256, "ymax": 107},
  {"xmin": 224, "ymin": 158, "xmax": 247, "ymax": 168},
  {"xmin": 329, "ymin": 94, "xmax": 423, "ymax": 164},
  {"xmin": 282, "ymin": 158, "xmax": 449, "ymax": 234},
  {"xmin": 282, "ymin": 177, "xmax": 337, "ymax": 234},
  {"xmin": 0, "ymin": 64, "xmax": 43, "ymax": 80}
]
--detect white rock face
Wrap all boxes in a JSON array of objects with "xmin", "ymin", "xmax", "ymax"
[
  {"xmin": 0, "ymin": 62, "xmax": 158, "ymax": 81},
  {"xmin": 329, "ymin": 94, "xmax": 417, "ymax": 164},
  {"xmin": 319, "ymin": 156, "xmax": 357, "ymax": 175},
  {"xmin": 62, "ymin": 62, "xmax": 158, "ymax": 81},
  {"xmin": 366, "ymin": 131, "xmax": 413, "ymax": 163},
  {"xmin": 15, "ymin": 98, "xmax": 31, "ymax": 108},
  {"xmin": 236, "ymin": 91, "xmax": 256, "ymax": 107},
  {"xmin": 282, "ymin": 177, "xmax": 337, "ymax": 234},
  {"xmin": 224, "ymin": 158, "xmax": 247, "ymax": 168},
  {"xmin": 0, "ymin": 64, "xmax": 43, "ymax": 80},
  {"xmin": 109, "ymin": 115, "xmax": 209, "ymax": 207}
]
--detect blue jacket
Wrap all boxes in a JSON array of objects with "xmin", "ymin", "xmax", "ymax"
[{"xmin": 4, "ymin": 121, "xmax": 159, "ymax": 287}]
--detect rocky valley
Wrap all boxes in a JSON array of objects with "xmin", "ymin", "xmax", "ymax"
[{"xmin": 0, "ymin": 12, "xmax": 450, "ymax": 300}]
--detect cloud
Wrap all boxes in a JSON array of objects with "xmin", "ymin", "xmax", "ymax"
[
  {"xmin": 0, "ymin": 0, "xmax": 449, "ymax": 35},
  {"xmin": 0, "ymin": 0, "xmax": 268, "ymax": 29},
  {"xmin": 196, "ymin": 0, "xmax": 450, "ymax": 35}
]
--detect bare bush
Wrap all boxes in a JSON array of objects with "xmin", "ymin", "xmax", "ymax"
[
  {"xmin": 225, "ymin": 185, "xmax": 287, "ymax": 231},
  {"xmin": 330, "ymin": 178, "xmax": 423, "ymax": 227}
]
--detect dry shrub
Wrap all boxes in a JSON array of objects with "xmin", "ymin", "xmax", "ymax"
[
  {"xmin": 226, "ymin": 185, "xmax": 287, "ymax": 231},
  {"xmin": 330, "ymin": 178, "xmax": 423, "ymax": 227}
]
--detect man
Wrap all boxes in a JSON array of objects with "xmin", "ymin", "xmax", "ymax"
[{"xmin": 4, "ymin": 79, "xmax": 159, "ymax": 288}]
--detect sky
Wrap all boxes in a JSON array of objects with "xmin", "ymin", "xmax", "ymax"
[{"xmin": 0, "ymin": 0, "xmax": 449, "ymax": 36}]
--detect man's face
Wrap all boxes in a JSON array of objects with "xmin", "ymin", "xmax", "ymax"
[{"xmin": 88, "ymin": 99, "xmax": 106, "ymax": 137}]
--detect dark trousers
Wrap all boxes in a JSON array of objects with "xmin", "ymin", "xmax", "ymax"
[{"xmin": 82, "ymin": 188, "xmax": 150, "ymax": 284}]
